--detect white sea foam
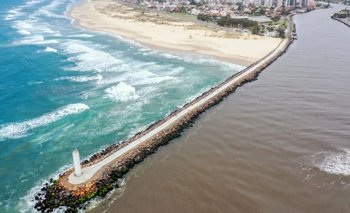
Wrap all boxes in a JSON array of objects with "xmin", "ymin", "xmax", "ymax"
[
  {"xmin": 134, "ymin": 75, "xmax": 176, "ymax": 85},
  {"xmin": 107, "ymin": 64, "xmax": 132, "ymax": 73},
  {"xmin": 17, "ymin": 29, "xmax": 31, "ymax": 35},
  {"xmin": 20, "ymin": 161, "xmax": 123, "ymax": 213},
  {"xmin": 134, "ymin": 70, "xmax": 157, "ymax": 78},
  {"xmin": 55, "ymin": 74, "xmax": 103, "ymax": 82},
  {"xmin": 13, "ymin": 20, "xmax": 34, "ymax": 31},
  {"xmin": 44, "ymin": 47, "xmax": 58, "ymax": 53},
  {"xmin": 24, "ymin": 0, "xmax": 44, "ymax": 7},
  {"xmin": 111, "ymin": 34, "xmax": 141, "ymax": 46},
  {"xmin": 5, "ymin": 8, "xmax": 24, "ymax": 20},
  {"xmin": 137, "ymin": 47, "xmax": 245, "ymax": 71},
  {"xmin": 42, "ymin": 0, "xmax": 65, "ymax": 11},
  {"xmin": 18, "ymin": 164, "xmax": 72, "ymax": 213},
  {"xmin": 99, "ymin": 66, "xmax": 178, "ymax": 86},
  {"xmin": 131, "ymin": 61, "xmax": 156, "ymax": 69},
  {"xmin": 0, "ymin": 103, "xmax": 89, "ymax": 141},
  {"xmin": 316, "ymin": 150, "xmax": 350, "ymax": 176},
  {"xmin": 15, "ymin": 35, "xmax": 58, "ymax": 45},
  {"xmin": 68, "ymin": 34, "xmax": 94, "ymax": 38},
  {"xmin": 12, "ymin": 19, "xmax": 61, "ymax": 38},
  {"xmin": 183, "ymin": 56, "xmax": 246, "ymax": 71},
  {"xmin": 27, "ymin": 81, "xmax": 43, "ymax": 85},
  {"xmin": 34, "ymin": 0, "xmax": 67, "ymax": 19},
  {"xmin": 99, "ymin": 70, "xmax": 154, "ymax": 86},
  {"xmin": 98, "ymin": 74, "xmax": 128, "ymax": 86},
  {"xmin": 61, "ymin": 40, "xmax": 124, "ymax": 72},
  {"xmin": 159, "ymin": 52, "xmax": 180, "ymax": 59},
  {"xmin": 105, "ymin": 82, "xmax": 138, "ymax": 102},
  {"xmin": 35, "ymin": 7, "xmax": 61, "ymax": 18},
  {"xmin": 32, "ymin": 0, "xmax": 68, "ymax": 19}
]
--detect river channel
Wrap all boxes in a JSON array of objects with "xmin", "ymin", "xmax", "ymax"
[{"xmin": 90, "ymin": 5, "xmax": 350, "ymax": 213}]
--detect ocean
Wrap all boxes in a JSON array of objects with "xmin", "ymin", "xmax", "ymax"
[{"xmin": 0, "ymin": 0, "xmax": 244, "ymax": 212}]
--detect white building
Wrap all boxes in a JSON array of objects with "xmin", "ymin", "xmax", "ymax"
[
  {"xmin": 264, "ymin": 0, "xmax": 273, "ymax": 7},
  {"xmin": 277, "ymin": 0, "xmax": 283, "ymax": 7}
]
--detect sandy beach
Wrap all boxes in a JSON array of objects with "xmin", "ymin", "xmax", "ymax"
[{"xmin": 70, "ymin": 0, "xmax": 282, "ymax": 66}]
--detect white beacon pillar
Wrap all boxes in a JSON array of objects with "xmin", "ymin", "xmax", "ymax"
[{"xmin": 72, "ymin": 148, "xmax": 82, "ymax": 177}]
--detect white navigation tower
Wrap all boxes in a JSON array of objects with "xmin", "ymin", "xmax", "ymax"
[{"xmin": 72, "ymin": 148, "xmax": 82, "ymax": 177}]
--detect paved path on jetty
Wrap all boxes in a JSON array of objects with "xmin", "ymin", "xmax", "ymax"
[{"xmin": 68, "ymin": 38, "xmax": 290, "ymax": 185}]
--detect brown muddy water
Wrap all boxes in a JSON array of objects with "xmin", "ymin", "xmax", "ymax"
[{"xmin": 90, "ymin": 5, "xmax": 350, "ymax": 213}]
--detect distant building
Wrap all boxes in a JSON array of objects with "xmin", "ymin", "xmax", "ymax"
[
  {"xmin": 308, "ymin": 0, "xmax": 316, "ymax": 8},
  {"xmin": 264, "ymin": 0, "xmax": 273, "ymax": 7},
  {"xmin": 301, "ymin": 0, "xmax": 308, "ymax": 7},
  {"xmin": 277, "ymin": 0, "xmax": 283, "ymax": 7},
  {"xmin": 285, "ymin": 0, "xmax": 294, "ymax": 6},
  {"xmin": 253, "ymin": 0, "xmax": 262, "ymax": 6}
]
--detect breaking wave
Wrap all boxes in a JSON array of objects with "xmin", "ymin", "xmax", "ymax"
[
  {"xmin": 314, "ymin": 149, "xmax": 350, "ymax": 176},
  {"xmin": 138, "ymin": 48, "xmax": 245, "ymax": 71},
  {"xmin": 55, "ymin": 74, "xmax": 103, "ymax": 82},
  {"xmin": 14, "ymin": 35, "xmax": 58, "ymax": 45},
  {"xmin": 105, "ymin": 82, "xmax": 139, "ymax": 102},
  {"xmin": 0, "ymin": 103, "xmax": 89, "ymax": 141},
  {"xmin": 134, "ymin": 75, "xmax": 176, "ymax": 85},
  {"xmin": 18, "ymin": 163, "xmax": 72, "ymax": 213},
  {"xmin": 44, "ymin": 47, "xmax": 58, "ymax": 53},
  {"xmin": 68, "ymin": 34, "xmax": 94, "ymax": 38},
  {"xmin": 4, "ymin": 8, "xmax": 24, "ymax": 20},
  {"xmin": 61, "ymin": 40, "xmax": 124, "ymax": 72},
  {"xmin": 12, "ymin": 19, "xmax": 61, "ymax": 37}
]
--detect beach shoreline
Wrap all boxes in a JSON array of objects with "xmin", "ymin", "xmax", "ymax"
[{"xmin": 69, "ymin": 0, "xmax": 282, "ymax": 66}]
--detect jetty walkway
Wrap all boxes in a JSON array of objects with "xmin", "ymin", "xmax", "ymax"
[{"xmin": 67, "ymin": 38, "xmax": 291, "ymax": 185}]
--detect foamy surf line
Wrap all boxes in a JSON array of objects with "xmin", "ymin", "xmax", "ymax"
[
  {"xmin": 315, "ymin": 150, "xmax": 350, "ymax": 176},
  {"xmin": 0, "ymin": 103, "xmax": 89, "ymax": 141},
  {"xmin": 105, "ymin": 82, "xmax": 139, "ymax": 102},
  {"xmin": 55, "ymin": 74, "xmax": 102, "ymax": 82}
]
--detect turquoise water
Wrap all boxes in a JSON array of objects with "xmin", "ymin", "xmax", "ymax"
[{"xmin": 0, "ymin": 0, "xmax": 244, "ymax": 212}]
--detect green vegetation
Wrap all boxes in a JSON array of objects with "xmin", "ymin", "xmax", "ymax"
[
  {"xmin": 276, "ymin": 25, "xmax": 286, "ymax": 38},
  {"xmin": 333, "ymin": 9, "xmax": 350, "ymax": 18},
  {"xmin": 266, "ymin": 26, "xmax": 274, "ymax": 32},
  {"xmin": 197, "ymin": 12, "xmax": 291, "ymax": 37},
  {"xmin": 271, "ymin": 16, "xmax": 281, "ymax": 22},
  {"xmin": 170, "ymin": 12, "xmax": 197, "ymax": 22},
  {"xmin": 266, "ymin": 16, "xmax": 289, "ymax": 37},
  {"xmin": 216, "ymin": 17, "xmax": 258, "ymax": 28},
  {"xmin": 251, "ymin": 25, "xmax": 261, "ymax": 35},
  {"xmin": 292, "ymin": 23, "xmax": 296, "ymax": 33},
  {"xmin": 252, "ymin": 7, "xmax": 266, "ymax": 16},
  {"xmin": 197, "ymin": 13, "xmax": 212, "ymax": 22}
]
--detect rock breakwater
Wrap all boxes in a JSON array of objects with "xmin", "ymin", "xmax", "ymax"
[
  {"xmin": 34, "ymin": 37, "xmax": 293, "ymax": 212},
  {"xmin": 331, "ymin": 9, "xmax": 350, "ymax": 28}
]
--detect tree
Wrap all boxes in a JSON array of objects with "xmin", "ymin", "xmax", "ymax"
[
  {"xmin": 217, "ymin": 17, "xmax": 257, "ymax": 28},
  {"xmin": 237, "ymin": 2, "xmax": 243, "ymax": 12},
  {"xmin": 197, "ymin": 14, "xmax": 211, "ymax": 22},
  {"xmin": 277, "ymin": 26, "xmax": 286, "ymax": 38},
  {"xmin": 251, "ymin": 25, "xmax": 261, "ymax": 35}
]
